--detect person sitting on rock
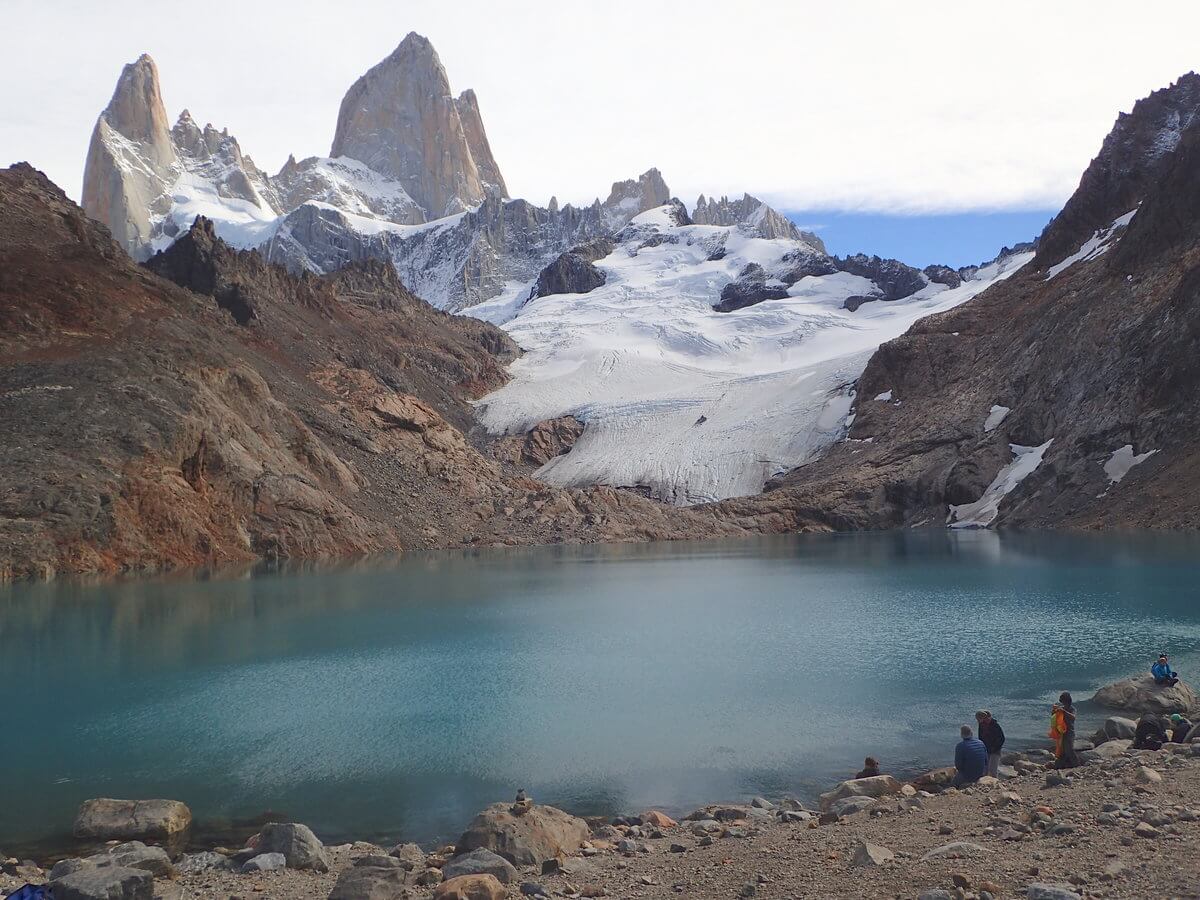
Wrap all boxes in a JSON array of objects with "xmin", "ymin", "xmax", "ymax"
[
  {"xmin": 953, "ymin": 725, "xmax": 988, "ymax": 787},
  {"xmin": 1152, "ymin": 654, "xmax": 1180, "ymax": 686},
  {"xmin": 975, "ymin": 709, "xmax": 1005, "ymax": 778},
  {"xmin": 1132, "ymin": 713, "xmax": 1169, "ymax": 750},
  {"xmin": 1169, "ymin": 713, "xmax": 1193, "ymax": 743},
  {"xmin": 855, "ymin": 757, "xmax": 881, "ymax": 779}
]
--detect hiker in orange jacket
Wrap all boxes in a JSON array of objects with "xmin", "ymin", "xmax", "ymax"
[{"xmin": 1050, "ymin": 692, "xmax": 1079, "ymax": 769}]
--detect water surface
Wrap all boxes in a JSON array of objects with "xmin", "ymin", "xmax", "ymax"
[{"xmin": 2, "ymin": 530, "xmax": 1198, "ymax": 854}]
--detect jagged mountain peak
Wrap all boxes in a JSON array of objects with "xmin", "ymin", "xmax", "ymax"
[
  {"xmin": 101, "ymin": 54, "xmax": 174, "ymax": 163},
  {"xmin": 81, "ymin": 53, "xmax": 178, "ymax": 258},
  {"xmin": 691, "ymin": 190, "xmax": 818, "ymax": 246},
  {"xmin": 601, "ymin": 168, "xmax": 671, "ymax": 229},
  {"xmin": 1036, "ymin": 70, "xmax": 1200, "ymax": 270},
  {"xmin": 330, "ymin": 33, "xmax": 506, "ymax": 218}
]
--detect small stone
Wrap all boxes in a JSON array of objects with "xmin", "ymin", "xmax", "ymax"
[
  {"xmin": 519, "ymin": 883, "xmax": 548, "ymax": 898},
  {"xmin": 669, "ymin": 844, "xmax": 686, "ymax": 853},
  {"xmin": 1045, "ymin": 772, "xmax": 1070, "ymax": 788},
  {"xmin": 750, "ymin": 797, "xmax": 774, "ymax": 810},
  {"xmin": 850, "ymin": 840, "xmax": 894, "ymax": 868},
  {"xmin": 739, "ymin": 881, "xmax": 756, "ymax": 898},
  {"xmin": 1135, "ymin": 766, "xmax": 1163, "ymax": 784},
  {"xmin": 389, "ymin": 842, "xmax": 425, "ymax": 870},
  {"xmin": 443, "ymin": 848, "xmax": 519, "ymax": 885},
  {"xmin": 938, "ymin": 823, "xmax": 954, "ymax": 835},
  {"xmin": 1134, "ymin": 822, "xmax": 1161, "ymax": 838},
  {"xmin": 951, "ymin": 874, "xmax": 971, "ymax": 889},
  {"xmin": 240, "ymin": 853, "xmax": 286, "ymax": 874}
]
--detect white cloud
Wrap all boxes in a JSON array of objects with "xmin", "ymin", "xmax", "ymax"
[{"xmin": 3, "ymin": 0, "xmax": 1199, "ymax": 214}]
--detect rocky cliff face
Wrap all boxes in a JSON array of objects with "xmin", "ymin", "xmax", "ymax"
[
  {"xmin": 715, "ymin": 74, "xmax": 1200, "ymax": 533},
  {"xmin": 1035, "ymin": 72, "xmax": 1200, "ymax": 271},
  {"xmin": 1, "ymin": 165, "xmax": 741, "ymax": 580},
  {"xmin": 81, "ymin": 54, "xmax": 178, "ymax": 259},
  {"xmin": 330, "ymin": 33, "xmax": 502, "ymax": 218},
  {"xmin": 454, "ymin": 88, "xmax": 508, "ymax": 198}
]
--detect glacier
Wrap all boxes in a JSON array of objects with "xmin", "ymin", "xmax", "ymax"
[{"xmin": 472, "ymin": 206, "xmax": 1034, "ymax": 504}]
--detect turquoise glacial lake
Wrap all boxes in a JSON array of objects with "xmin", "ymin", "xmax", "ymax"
[{"xmin": 2, "ymin": 531, "xmax": 1198, "ymax": 854}]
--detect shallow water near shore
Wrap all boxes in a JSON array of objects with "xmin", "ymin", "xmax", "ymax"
[{"xmin": 2, "ymin": 530, "xmax": 1199, "ymax": 857}]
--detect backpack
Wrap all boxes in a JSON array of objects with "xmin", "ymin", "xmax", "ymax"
[{"xmin": 5, "ymin": 885, "xmax": 51, "ymax": 900}]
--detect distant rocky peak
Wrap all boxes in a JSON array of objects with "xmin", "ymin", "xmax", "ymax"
[
  {"xmin": 601, "ymin": 168, "xmax": 671, "ymax": 228},
  {"xmin": 454, "ymin": 88, "xmax": 508, "ymax": 198},
  {"xmin": 1036, "ymin": 71, "xmax": 1200, "ymax": 270},
  {"xmin": 330, "ymin": 32, "xmax": 506, "ymax": 218},
  {"xmin": 100, "ymin": 53, "xmax": 175, "ymax": 168},
  {"xmin": 692, "ymin": 191, "xmax": 821, "ymax": 248}
]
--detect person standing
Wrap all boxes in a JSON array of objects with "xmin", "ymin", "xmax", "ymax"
[
  {"xmin": 1052, "ymin": 691, "xmax": 1079, "ymax": 769},
  {"xmin": 975, "ymin": 709, "xmax": 1005, "ymax": 777},
  {"xmin": 953, "ymin": 725, "xmax": 988, "ymax": 787}
]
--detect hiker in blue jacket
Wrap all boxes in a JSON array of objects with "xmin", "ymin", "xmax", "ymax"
[
  {"xmin": 952, "ymin": 724, "xmax": 989, "ymax": 787},
  {"xmin": 1152, "ymin": 654, "xmax": 1180, "ymax": 686}
]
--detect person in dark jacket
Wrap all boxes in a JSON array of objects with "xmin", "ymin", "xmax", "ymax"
[
  {"xmin": 953, "ymin": 725, "xmax": 988, "ymax": 787},
  {"xmin": 975, "ymin": 709, "xmax": 1005, "ymax": 777},
  {"xmin": 855, "ymin": 757, "xmax": 881, "ymax": 779},
  {"xmin": 1133, "ymin": 713, "xmax": 1169, "ymax": 750},
  {"xmin": 1170, "ymin": 714, "xmax": 1193, "ymax": 743}
]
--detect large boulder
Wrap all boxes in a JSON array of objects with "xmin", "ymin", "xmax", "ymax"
[
  {"xmin": 433, "ymin": 874, "xmax": 506, "ymax": 900},
  {"xmin": 910, "ymin": 766, "xmax": 957, "ymax": 791},
  {"xmin": 443, "ymin": 848, "xmax": 518, "ymax": 884},
  {"xmin": 457, "ymin": 803, "xmax": 589, "ymax": 867},
  {"xmin": 52, "ymin": 865, "xmax": 154, "ymax": 900},
  {"xmin": 1092, "ymin": 716, "xmax": 1138, "ymax": 745},
  {"xmin": 256, "ymin": 822, "xmax": 330, "ymax": 872},
  {"xmin": 50, "ymin": 843, "xmax": 174, "ymax": 880},
  {"xmin": 819, "ymin": 775, "xmax": 902, "ymax": 811},
  {"xmin": 72, "ymin": 799, "xmax": 191, "ymax": 843},
  {"xmin": 1092, "ymin": 675, "xmax": 1198, "ymax": 715},
  {"xmin": 328, "ymin": 863, "xmax": 412, "ymax": 900}
]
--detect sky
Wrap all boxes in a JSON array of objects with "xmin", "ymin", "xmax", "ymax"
[{"xmin": 3, "ymin": 0, "xmax": 1199, "ymax": 263}]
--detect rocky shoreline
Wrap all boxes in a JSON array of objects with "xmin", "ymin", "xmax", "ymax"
[{"xmin": 4, "ymin": 678, "xmax": 1198, "ymax": 900}]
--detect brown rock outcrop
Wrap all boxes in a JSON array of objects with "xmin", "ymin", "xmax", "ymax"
[{"xmin": 0, "ymin": 165, "xmax": 746, "ymax": 580}]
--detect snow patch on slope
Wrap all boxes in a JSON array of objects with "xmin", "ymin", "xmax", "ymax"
[
  {"xmin": 473, "ymin": 208, "xmax": 1033, "ymax": 504},
  {"xmin": 1045, "ymin": 209, "xmax": 1137, "ymax": 280},
  {"xmin": 1104, "ymin": 444, "xmax": 1158, "ymax": 483},
  {"xmin": 984, "ymin": 405, "xmax": 1011, "ymax": 432},
  {"xmin": 949, "ymin": 440, "xmax": 1054, "ymax": 528}
]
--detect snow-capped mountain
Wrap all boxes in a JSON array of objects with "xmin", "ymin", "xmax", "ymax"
[
  {"xmin": 81, "ymin": 34, "xmax": 677, "ymax": 311},
  {"xmin": 80, "ymin": 32, "xmax": 1042, "ymax": 506},
  {"xmin": 474, "ymin": 205, "xmax": 1032, "ymax": 503}
]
